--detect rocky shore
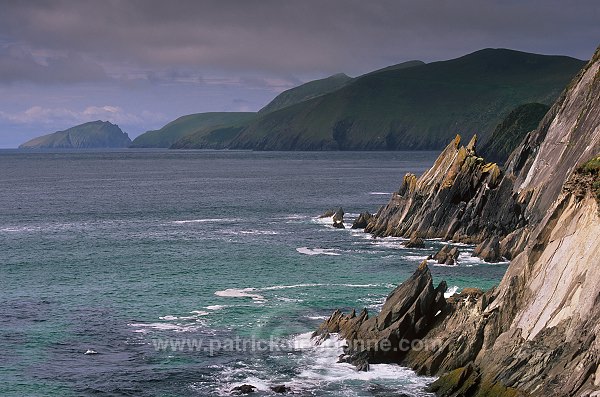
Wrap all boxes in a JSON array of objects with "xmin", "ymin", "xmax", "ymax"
[{"xmin": 315, "ymin": 46, "xmax": 600, "ymax": 396}]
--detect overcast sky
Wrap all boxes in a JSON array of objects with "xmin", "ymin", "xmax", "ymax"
[{"xmin": 0, "ymin": 0, "xmax": 598, "ymax": 147}]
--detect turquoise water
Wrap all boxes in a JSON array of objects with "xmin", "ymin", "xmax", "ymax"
[{"xmin": 0, "ymin": 150, "xmax": 508, "ymax": 396}]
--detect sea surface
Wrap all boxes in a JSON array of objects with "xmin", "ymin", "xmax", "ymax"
[{"xmin": 0, "ymin": 150, "xmax": 509, "ymax": 396}]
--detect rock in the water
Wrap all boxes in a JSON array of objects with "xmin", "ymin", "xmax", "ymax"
[
  {"xmin": 403, "ymin": 234, "xmax": 425, "ymax": 248},
  {"xmin": 431, "ymin": 244, "xmax": 460, "ymax": 265},
  {"xmin": 231, "ymin": 384, "xmax": 256, "ymax": 394},
  {"xmin": 313, "ymin": 261, "xmax": 446, "ymax": 370},
  {"xmin": 351, "ymin": 211, "xmax": 373, "ymax": 229},
  {"xmin": 270, "ymin": 385, "xmax": 291, "ymax": 393},
  {"xmin": 319, "ymin": 209, "xmax": 336, "ymax": 218},
  {"xmin": 332, "ymin": 207, "xmax": 345, "ymax": 228}
]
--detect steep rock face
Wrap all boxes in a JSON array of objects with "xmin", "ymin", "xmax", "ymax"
[
  {"xmin": 366, "ymin": 48, "xmax": 600, "ymax": 262},
  {"xmin": 316, "ymin": 47, "xmax": 600, "ymax": 396},
  {"xmin": 313, "ymin": 261, "xmax": 446, "ymax": 371},
  {"xmin": 364, "ymin": 134, "xmax": 519, "ymax": 260},
  {"xmin": 411, "ymin": 168, "xmax": 600, "ymax": 396}
]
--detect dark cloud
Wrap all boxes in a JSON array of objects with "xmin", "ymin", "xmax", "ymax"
[
  {"xmin": 0, "ymin": 0, "xmax": 598, "ymax": 147},
  {"xmin": 0, "ymin": 44, "xmax": 108, "ymax": 84},
  {"xmin": 0, "ymin": 0, "xmax": 598, "ymax": 81}
]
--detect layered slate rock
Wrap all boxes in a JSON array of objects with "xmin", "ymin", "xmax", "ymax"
[
  {"xmin": 351, "ymin": 211, "xmax": 373, "ymax": 229},
  {"xmin": 365, "ymin": 134, "xmax": 521, "ymax": 261},
  {"xmin": 318, "ymin": 47, "xmax": 600, "ymax": 396},
  {"xmin": 313, "ymin": 261, "xmax": 446, "ymax": 371}
]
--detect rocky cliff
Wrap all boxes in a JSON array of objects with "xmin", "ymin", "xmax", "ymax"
[{"xmin": 316, "ymin": 46, "xmax": 600, "ymax": 396}]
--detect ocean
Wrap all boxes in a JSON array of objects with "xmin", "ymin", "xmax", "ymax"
[{"xmin": 0, "ymin": 149, "xmax": 508, "ymax": 396}]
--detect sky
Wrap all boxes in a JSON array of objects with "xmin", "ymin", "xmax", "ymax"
[{"xmin": 0, "ymin": 0, "xmax": 598, "ymax": 148}]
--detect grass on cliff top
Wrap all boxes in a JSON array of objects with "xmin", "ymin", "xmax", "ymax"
[{"xmin": 578, "ymin": 155, "xmax": 600, "ymax": 202}]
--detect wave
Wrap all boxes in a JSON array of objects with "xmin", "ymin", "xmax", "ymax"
[
  {"xmin": 369, "ymin": 192, "xmax": 392, "ymax": 195},
  {"xmin": 291, "ymin": 332, "xmax": 435, "ymax": 391},
  {"xmin": 127, "ymin": 322, "xmax": 201, "ymax": 333},
  {"xmin": 444, "ymin": 286, "xmax": 460, "ymax": 298},
  {"xmin": 214, "ymin": 288, "xmax": 266, "ymax": 302},
  {"xmin": 205, "ymin": 305, "xmax": 226, "ymax": 311},
  {"xmin": 172, "ymin": 218, "xmax": 241, "ymax": 224},
  {"xmin": 296, "ymin": 247, "xmax": 341, "ymax": 256}
]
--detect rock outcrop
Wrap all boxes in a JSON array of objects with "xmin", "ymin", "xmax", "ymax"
[
  {"xmin": 351, "ymin": 211, "xmax": 373, "ymax": 229},
  {"xmin": 332, "ymin": 207, "xmax": 345, "ymax": 228},
  {"xmin": 430, "ymin": 244, "xmax": 460, "ymax": 265},
  {"xmin": 19, "ymin": 121, "xmax": 131, "ymax": 149},
  {"xmin": 316, "ymin": 46, "xmax": 600, "ymax": 396},
  {"xmin": 313, "ymin": 261, "xmax": 447, "ymax": 371}
]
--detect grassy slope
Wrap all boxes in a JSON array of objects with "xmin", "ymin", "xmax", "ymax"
[
  {"xmin": 19, "ymin": 121, "xmax": 131, "ymax": 148},
  {"xmin": 229, "ymin": 49, "xmax": 584, "ymax": 150},
  {"xmin": 258, "ymin": 73, "xmax": 353, "ymax": 115},
  {"xmin": 479, "ymin": 103, "xmax": 550, "ymax": 165},
  {"xmin": 130, "ymin": 112, "xmax": 255, "ymax": 148},
  {"xmin": 171, "ymin": 62, "xmax": 426, "ymax": 149}
]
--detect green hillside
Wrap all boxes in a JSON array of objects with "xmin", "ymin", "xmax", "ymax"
[
  {"xmin": 19, "ymin": 121, "xmax": 131, "ymax": 149},
  {"xmin": 130, "ymin": 112, "xmax": 255, "ymax": 148},
  {"xmin": 479, "ymin": 103, "xmax": 550, "ymax": 164},
  {"xmin": 225, "ymin": 49, "xmax": 584, "ymax": 150},
  {"xmin": 258, "ymin": 73, "xmax": 353, "ymax": 114}
]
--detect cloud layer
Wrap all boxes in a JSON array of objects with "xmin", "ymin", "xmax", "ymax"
[{"xmin": 0, "ymin": 0, "xmax": 598, "ymax": 147}]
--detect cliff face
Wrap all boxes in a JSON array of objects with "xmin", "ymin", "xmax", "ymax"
[
  {"xmin": 316, "ymin": 46, "xmax": 600, "ymax": 396},
  {"xmin": 365, "ymin": 48, "xmax": 600, "ymax": 262},
  {"xmin": 19, "ymin": 121, "xmax": 131, "ymax": 149}
]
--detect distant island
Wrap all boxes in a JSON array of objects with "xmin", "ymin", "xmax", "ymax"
[{"xmin": 19, "ymin": 121, "xmax": 131, "ymax": 149}]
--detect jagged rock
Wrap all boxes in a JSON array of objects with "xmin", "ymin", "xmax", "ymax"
[
  {"xmin": 431, "ymin": 244, "xmax": 460, "ymax": 265},
  {"xmin": 316, "ymin": 48, "xmax": 600, "ymax": 396},
  {"xmin": 332, "ymin": 207, "xmax": 345, "ymax": 228},
  {"xmin": 351, "ymin": 211, "xmax": 373, "ymax": 229},
  {"xmin": 400, "ymin": 47, "xmax": 600, "ymax": 397},
  {"xmin": 313, "ymin": 261, "xmax": 446, "ymax": 370},
  {"xmin": 270, "ymin": 385, "xmax": 291, "ymax": 393},
  {"xmin": 231, "ymin": 384, "xmax": 256, "ymax": 394},
  {"xmin": 403, "ymin": 234, "xmax": 425, "ymax": 248},
  {"xmin": 319, "ymin": 209, "xmax": 336, "ymax": 218},
  {"xmin": 473, "ymin": 236, "xmax": 502, "ymax": 262}
]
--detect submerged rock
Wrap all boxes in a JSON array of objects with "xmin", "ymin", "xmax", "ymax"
[
  {"xmin": 270, "ymin": 385, "xmax": 291, "ymax": 393},
  {"xmin": 319, "ymin": 209, "xmax": 336, "ymax": 218},
  {"xmin": 231, "ymin": 384, "xmax": 256, "ymax": 394}
]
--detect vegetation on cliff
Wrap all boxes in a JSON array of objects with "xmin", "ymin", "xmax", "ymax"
[
  {"xmin": 479, "ymin": 103, "xmax": 550, "ymax": 165},
  {"xmin": 163, "ymin": 49, "xmax": 584, "ymax": 150},
  {"xmin": 130, "ymin": 112, "xmax": 255, "ymax": 148},
  {"xmin": 19, "ymin": 121, "xmax": 131, "ymax": 149}
]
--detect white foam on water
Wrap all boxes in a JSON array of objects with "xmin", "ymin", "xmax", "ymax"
[
  {"xmin": 445, "ymin": 286, "xmax": 460, "ymax": 298},
  {"xmin": 205, "ymin": 305, "xmax": 226, "ymax": 311},
  {"xmin": 127, "ymin": 322, "xmax": 201, "ymax": 333},
  {"xmin": 189, "ymin": 310, "xmax": 209, "ymax": 316},
  {"xmin": 305, "ymin": 315, "xmax": 329, "ymax": 320},
  {"xmin": 214, "ymin": 288, "xmax": 266, "ymax": 302},
  {"xmin": 296, "ymin": 247, "xmax": 341, "ymax": 256},
  {"xmin": 288, "ymin": 333, "xmax": 435, "ymax": 393},
  {"xmin": 158, "ymin": 315, "xmax": 178, "ymax": 321},
  {"xmin": 172, "ymin": 218, "xmax": 240, "ymax": 224},
  {"xmin": 369, "ymin": 192, "xmax": 392, "ymax": 195}
]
